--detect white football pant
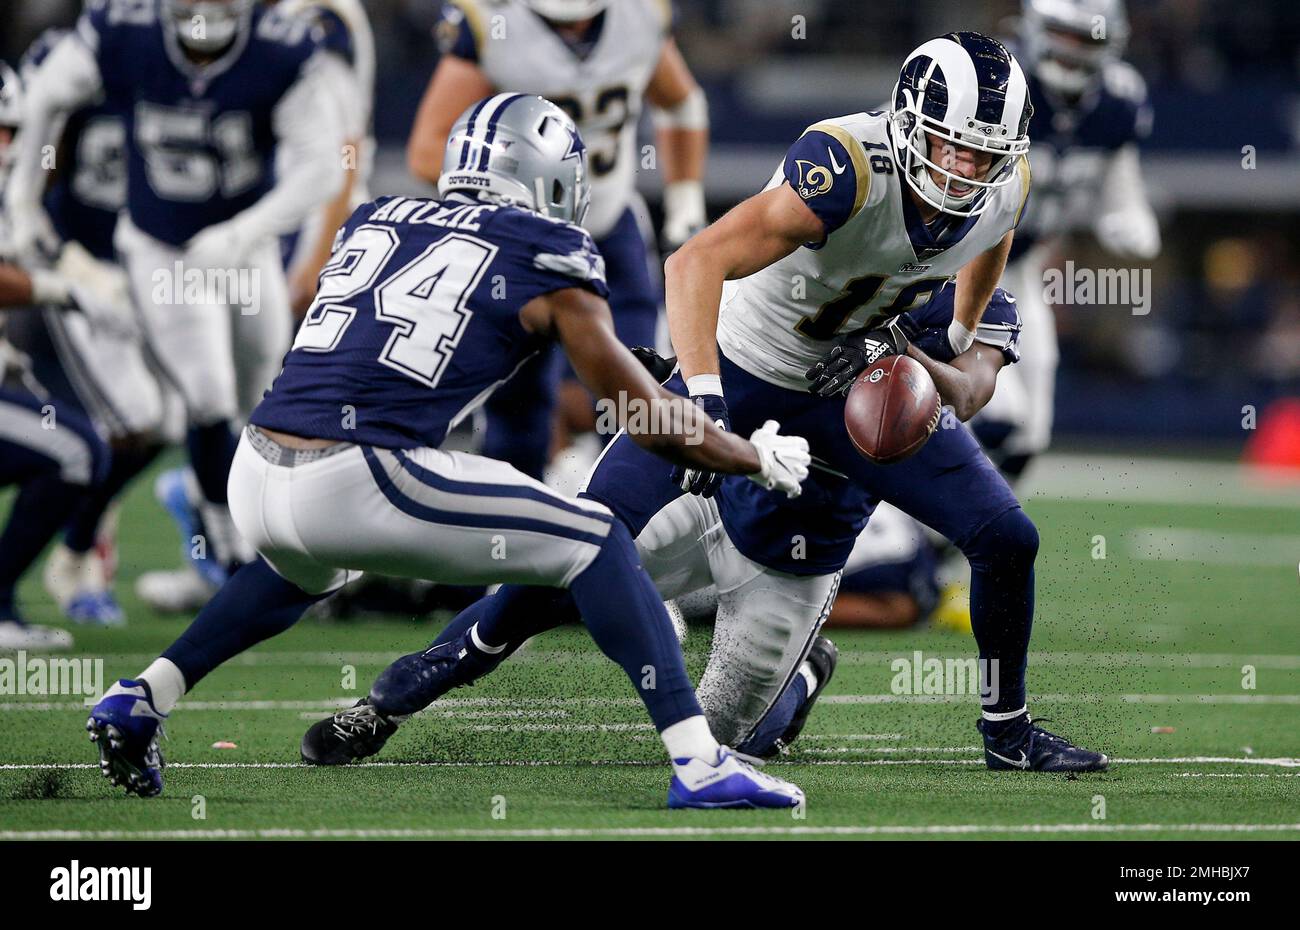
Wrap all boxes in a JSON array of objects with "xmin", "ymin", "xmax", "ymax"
[
  {"xmin": 117, "ymin": 217, "xmax": 291, "ymax": 426},
  {"xmin": 633, "ymin": 492, "xmax": 839, "ymax": 746},
  {"xmin": 228, "ymin": 427, "xmax": 617, "ymax": 596}
]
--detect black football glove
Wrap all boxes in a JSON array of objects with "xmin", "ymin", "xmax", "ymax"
[
  {"xmin": 629, "ymin": 345, "xmax": 677, "ymax": 384},
  {"xmin": 804, "ymin": 317, "xmax": 910, "ymax": 397},
  {"xmin": 670, "ymin": 392, "xmax": 730, "ymax": 497}
]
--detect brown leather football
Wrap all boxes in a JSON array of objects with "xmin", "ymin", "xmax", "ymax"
[{"xmin": 844, "ymin": 354, "xmax": 942, "ymax": 464}]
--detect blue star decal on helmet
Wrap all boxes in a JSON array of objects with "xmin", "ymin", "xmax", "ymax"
[{"xmin": 563, "ymin": 123, "xmax": 585, "ymax": 161}]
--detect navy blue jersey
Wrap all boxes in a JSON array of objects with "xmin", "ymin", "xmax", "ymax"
[
  {"xmin": 21, "ymin": 29, "xmax": 123, "ymax": 261},
  {"xmin": 901, "ymin": 282, "xmax": 1022, "ymax": 365},
  {"xmin": 1011, "ymin": 61, "xmax": 1152, "ymax": 259},
  {"xmin": 251, "ymin": 195, "xmax": 609, "ymax": 450},
  {"xmin": 77, "ymin": 0, "xmax": 327, "ymax": 246}
]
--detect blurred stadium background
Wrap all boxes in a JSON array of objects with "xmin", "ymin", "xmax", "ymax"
[{"xmin": 7, "ymin": 0, "xmax": 1299, "ymax": 454}]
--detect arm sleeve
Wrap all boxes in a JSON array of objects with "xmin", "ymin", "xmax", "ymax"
[
  {"xmin": 1093, "ymin": 143, "xmax": 1161, "ymax": 259},
  {"xmin": 226, "ymin": 53, "xmax": 348, "ymax": 242},
  {"xmin": 4, "ymin": 31, "xmax": 103, "ymax": 212},
  {"xmin": 781, "ymin": 127, "xmax": 869, "ymax": 247}
]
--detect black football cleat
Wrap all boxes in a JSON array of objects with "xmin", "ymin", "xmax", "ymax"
[
  {"xmin": 779, "ymin": 635, "xmax": 839, "ymax": 749},
  {"xmin": 977, "ymin": 714, "xmax": 1109, "ymax": 773},
  {"xmin": 301, "ymin": 698, "xmax": 401, "ymax": 766}
]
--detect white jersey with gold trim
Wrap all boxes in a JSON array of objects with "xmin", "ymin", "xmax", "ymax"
[
  {"xmin": 717, "ymin": 110, "xmax": 1031, "ymax": 391},
  {"xmin": 438, "ymin": 0, "xmax": 671, "ymax": 239}
]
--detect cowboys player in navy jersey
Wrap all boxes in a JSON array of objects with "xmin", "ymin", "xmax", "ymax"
[
  {"xmin": 975, "ymin": 0, "xmax": 1159, "ymax": 481},
  {"xmin": 6, "ymin": 0, "xmax": 350, "ymax": 608},
  {"xmin": 409, "ymin": 0, "xmax": 708, "ymax": 484},
  {"xmin": 1, "ymin": 28, "xmax": 175, "ymax": 627},
  {"xmin": 0, "ymin": 62, "xmax": 113, "ymax": 649},
  {"xmin": 318, "ymin": 33, "xmax": 1110, "ymax": 773},
  {"xmin": 87, "ymin": 95, "xmax": 814, "ymax": 809}
]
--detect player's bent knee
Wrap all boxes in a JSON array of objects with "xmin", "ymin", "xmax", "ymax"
[{"xmin": 965, "ymin": 507, "xmax": 1039, "ymax": 571}]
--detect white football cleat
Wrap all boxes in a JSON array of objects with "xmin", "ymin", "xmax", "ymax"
[
  {"xmin": 135, "ymin": 564, "xmax": 218, "ymax": 614},
  {"xmin": 0, "ymin": 619, "xmax": 73, "ymax": 651},
  {"xmin": 668, "ymin": 747, "xmax": 805, "ymax": 809}
]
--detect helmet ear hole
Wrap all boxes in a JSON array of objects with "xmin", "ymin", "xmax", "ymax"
[{"xmin": 552, "ymin": 178, "xmax": 564, "ymax": 207}]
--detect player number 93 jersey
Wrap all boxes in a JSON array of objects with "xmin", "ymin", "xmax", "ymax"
[
  {"xmin": 717, "ymin": 111, "xmax": 1032, "ymax": 391},
  {"xmin": 436, "ymin": 0, "xmax": 672, "ymax": 240},
  {"xmin": 250, "ymin": 195, "xmax": 608, "ymax": 451}
]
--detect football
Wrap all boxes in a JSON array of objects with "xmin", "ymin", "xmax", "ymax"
[{"xmin": 844, "ymin": 354, "xmax": 942, "ymax": 464}]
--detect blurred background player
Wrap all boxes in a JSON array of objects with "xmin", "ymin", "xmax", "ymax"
[
  {"xmin": 7, "ymin": 0, "xmax": 350, "ymax": 613},
  {"xmin": 0, "ymin": 61, "xmax": 110, "ymax": 648},
  {"xmin": 406, "ymin": 0, "xmax": 709, "ymax": 486},
  {"xmin": 976, "ymin": 0, "xmax": 1159, "ymax": 481},
  {"xmin": 2, "ymin": 29, "xmax": 171, "ymax": 627}
]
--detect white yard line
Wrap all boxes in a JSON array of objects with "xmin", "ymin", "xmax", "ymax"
[
  {"xmin": 6, "ymin": 692, "xmax": 1300, "ymax": 712},
  {"xmin": 3, "ymin": 755, "xmax": 1298, "ymax": 771},
  {"xmin": 3, "ymin": 823, "xmax": 1299, "ymax": 840},
  {"xmin": 1019, "ymin": 452, "xmax": 1300, "ymax": 509},
  {"xmin": 1129, "ymin": 527, "xmax": 1300, "ymax": 565}
]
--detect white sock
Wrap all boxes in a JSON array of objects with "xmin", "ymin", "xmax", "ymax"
[
  {"xmin": 660, "ymin": 714, "xmax": 720, "ymax": 764},
  {"xmin": 469, "ymin": 622, "xmax": 507, "ymax": 655},
  {"xmin": 981, "ymin": 705, "xmax": 1028, "ymax": 723},
  {"xmin": 139, "ymin": 658, "xmax": 187, "ymax": 715},
  {"xmin": 798, "ymin": 661, "xmax": 819, "ymax": 694}
]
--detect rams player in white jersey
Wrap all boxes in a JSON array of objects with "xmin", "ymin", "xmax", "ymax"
[
  {"xmin": 406, "ymin": 0, "xmax": 708, "ymax": 481},
  {"xmin": 306, "ymin": 33, "xmax": 1110, "ymax": 773}
]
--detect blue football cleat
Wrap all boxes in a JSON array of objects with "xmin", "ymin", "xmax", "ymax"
[
  {"xmin": 977, "ymin": 714, "xmax": 1109, "ymax": 773},
  {"xmin": 66, "ymin": 591, "xmax": 126, "ymax": 627},
  {"xmin": 368, "ymin": 633, "xmax": 499, "ymax": 717},
  {"xmin": 155, "ymin": 468, "xmax": 226, "ymax": 589},
  {"xmin": 668, "ymin": 748, "xmax": 806, "ymax": 809},
  {"xmin": 86, "ymin": 679, "xmax": 167, "ymax": 797}
]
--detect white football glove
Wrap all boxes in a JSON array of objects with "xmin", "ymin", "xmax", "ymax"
[
  {"xmin": 661, "ymin": 180, "xmax": 706, "ymax": 250},
  {"xmin": 745, "ymin": 419, "xmax": 811, "ymax": 499},
  {"xmin": 1095, "ymin": 211, "xmax": 1161, "ymax": 260},
  {"xmin": 184, "ymin": 216, "xmax": 256, "ymax": 270}
]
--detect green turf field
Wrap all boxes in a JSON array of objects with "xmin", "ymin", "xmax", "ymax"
[{"xmin": 2, "ymin": 452, "xmax": 1298, "ymax": 839}]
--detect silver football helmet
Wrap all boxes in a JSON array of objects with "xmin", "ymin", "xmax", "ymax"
[
  {"xmin": 162, "ymin": 0, "xmax": 254, "ymax": 54},
  {"xmin": 522, "ymin": 0, "xmax": 610, "ymax": 23},
  {"xmin": 438, "ymin": 94, "xmax": 591, "ymax": 225},
  {"xmin": 1021, "ymin": 0, "xmax": 1130, "ymax": 97}
]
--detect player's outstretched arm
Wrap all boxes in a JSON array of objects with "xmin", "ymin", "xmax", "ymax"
[
  {"xmin": 665, "ymin": 183, "xmax": 823, "ymax": 383},
  {"xmin": 525, "ymin": 288, "xmax": 809, "ymax": 495},
  {"xmin": 951, "ymin": 230, "xmax": 1014, "ymax": 352},
  {"xmin": 906, "ymin": 342, "xmax": 1005, "ymax": 422},
  {"xmin": 406, "ymin": 55, "xmax": 495, "ymax": 184}
]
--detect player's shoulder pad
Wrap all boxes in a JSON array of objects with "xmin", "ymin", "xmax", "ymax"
[
  {"xmin": 635, "ymin": 0, "xmax": 675, "ymax": 38},
  {"xmin": 783, "ymin": 116, "xmax": 873, "ymax": 244},
  {"xmin": 499, "ymin": 208, "xmax": 609, "ymax": 299},
  {"xmin": 78, "ymin": 0, "xmax": 154, "ymax": 54},
  {"xmin": 436, "ymin": 0, "xmax": 488, "ymax": 62},
  {"xmin": 1011, "ymin": 152, "xmax": 1032, "ymax": 228},
  {"xmin": 303, "ymin": 6, "xmax": 356, "ymax": 66},
  {"xmin": 21, "ymin": 28, "xmax": 69, "ymax": 72}
]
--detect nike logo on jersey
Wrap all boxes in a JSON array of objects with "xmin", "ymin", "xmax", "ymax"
[{"xmin": 827, "ymin": 147, "xmax": 847, "ymax": 175}]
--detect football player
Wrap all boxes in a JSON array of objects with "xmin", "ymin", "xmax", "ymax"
[
  {"xmin": 6, "ymin": 0, "xmax": 350, "ymax": 609},
  {"xmin": 312, "ymin": 33, "xmax": 1109, "ymax": 773},
  {"xmin": 0, "ymin": 62, "xmax": 110, "ymax": 649},
  {"xmin": 86, "ymin": 95, "xmax": 813, "ymax": 809},
  {"xmin": 974, "ymin": 0, "xmax": 1159, "ymax": 480},
  {"xmin": 1, "ymin": 29, "xmax": 173, "ymax": 626},
  {"xmin": 407, "ymin": 0, "xmax": 708, "ymax": 481}
]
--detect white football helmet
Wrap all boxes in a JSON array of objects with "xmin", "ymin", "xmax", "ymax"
[
  {"xmin": 162, "ymin": 0, "xmax": 254, "ymax": 54},
  {"xmin": 889, "ymin": 32, "xmax": 1033, "ymax": 218},
  {"xmin": 522, "ymin": 0, "xmax": 610, "ymax": 24},
  {"xmin": 1021, "ymin": 0, "xmax": 1130, "ymax": 97}
]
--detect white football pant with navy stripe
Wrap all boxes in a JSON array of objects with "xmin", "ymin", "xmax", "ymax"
[
  {"xmin": 634, "ymin": 492, "xmax": 839, "ymax": 747},
  {"xmin": 227, "ymin": 428, "xmax": 616, "ymax": 596}
]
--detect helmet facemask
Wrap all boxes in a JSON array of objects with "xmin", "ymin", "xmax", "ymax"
[
  {"xmin": 164, "ymin": 0, "xmax": 253, "ymax": 55},
  {"xmin": 890, "ymin": 89, "xmax": 1029, "ymax": 218},
  {"xmin": 1021, "ymin": 0, "xmax": 1129, "ymax": 98}
]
